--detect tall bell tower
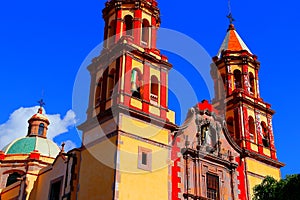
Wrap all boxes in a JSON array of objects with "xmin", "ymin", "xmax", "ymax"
[
  {"xmin": 78, "ymin": 0, "xmax": 176, "ymax": 200},
  {"xmin": 211, "ymin": 22, "xmax": 284, "ymax": 199}
]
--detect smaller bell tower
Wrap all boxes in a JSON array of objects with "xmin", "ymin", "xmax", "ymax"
[{"xmin": 211, "ymin": 22, "xmax": 284, "ymax": 199}]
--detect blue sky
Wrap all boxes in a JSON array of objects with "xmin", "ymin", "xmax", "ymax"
[{"xmin": 0, "ymin": 0, "xmax": 299, "ymax": 177}]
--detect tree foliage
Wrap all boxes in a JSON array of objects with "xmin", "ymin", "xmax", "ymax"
[{"xmin": 253, "ymin": 174, "xmax": 300, "ymax": 200}]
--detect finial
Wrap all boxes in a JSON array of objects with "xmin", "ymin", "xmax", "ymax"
[
  {"xmin": 37, "ymin": 99, "xmax": 45, "ymax": 114},
  {"xmin": 38, "ymin": 99, "xmax": 45, "ymax": 108},
  {"xmin": 227, "ymin": 13, "xmax": 235, "ymax": 25},
  {"xmin": 227, "ymin": 0, "xmax": 235, "ymax": 25},
  {"xmin": 61, "ymin": 142, "xmax": 66, "ymax": 153}
]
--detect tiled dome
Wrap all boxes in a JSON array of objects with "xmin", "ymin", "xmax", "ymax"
[{"xmin": 2, "ymin": 136, "xmax": 60, "ymax": 158}]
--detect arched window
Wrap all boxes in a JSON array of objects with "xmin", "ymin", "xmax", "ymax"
[
  {"xmin": 6, "ymin": 172, "xmax": 22, "ymax": 187},
  {"xmin": 124, "ymin": 15, "xmax": 133, "ymax": 36},
  {"xmin": 142, "ymin": 19, "xmax": 150, "ymax": 44},
  {"xmin": 150, "ymin": 75, "xmax": 159, "ymax": 104},
  {"xmin": 249, "ymin": 72, "xmax": 255, "ymax": 94},
  {"xmin": 38, "ymin": 123, "xmax": 44, "ymax": 136},
  {"xmin": 107, "ymin": 69, "xmax": 116, "ymax": 98},
  {"xmin": 131, "ymin": 69, "xmax": 142, "ymax": 99},
  {"xmin": 248, "ymin": 116, "xmax": 256, "ymax": 143},
  {"xmin": 227, "ymin": 117, "xmax": 234, "ymax": 138},
  {"xmin": 234, "ymin": 70, "xmax": 242, "ymax": 89},
  {"xmin": 261, "ymin": 122, "xmax": 270, "ymax": 147},
  {"xmin": 95, "ymin": 78, "xmax": 103, "ymax": 106},
  {"xmin": 108, "ymin": 20, "xmax": 116, "ymax": 46}
]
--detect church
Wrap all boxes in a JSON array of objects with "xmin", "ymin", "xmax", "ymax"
[{"xmin": 0, "ymin": 0, "xmax": 284, "ymax": 200}]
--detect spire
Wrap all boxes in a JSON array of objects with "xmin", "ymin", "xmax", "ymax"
[
  {"xmin": 217, "ymin": 24, "xmax": 252, "ymax": 57},
  {"xmin": 217, "ymin": 0, "xmax": 252, "ymax": 57}
]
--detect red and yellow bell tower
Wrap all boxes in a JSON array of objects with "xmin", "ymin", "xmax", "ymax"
[
  {"xmin": 211, "ymin": 23, "xmax": 284, "ymax": 199},
  {"xmin": 78, "ymin": 0, "xmax": 176, "ymax": 200}
]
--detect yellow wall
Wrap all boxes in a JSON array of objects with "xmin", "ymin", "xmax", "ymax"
[
  {"xmin": 78, "ymin": 136, "xmax": 117, "ymax": 200},
  {"xmin": 120, "ymin": 114, "xmax": 169, "ymax": 145},
  {"xmin": 118, "ymin": 135, "xmax": 169, "ymax": 200},
  {"xmin": 246, "ymin": 158, "xmax": 281, "ymax": 199}
]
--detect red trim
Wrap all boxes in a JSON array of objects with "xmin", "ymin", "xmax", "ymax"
[
  {"xmin": 236, "ymin": 157, "xmax": 247, "ymax": 200},
  {"xmin": 255, "ymin": 111, "xmax": 263, "ymax": 154},
  {"xmin": 115, "ymin": 10, "xmax": 123, "ymax": 42},
  {"xmin": 243, "ymin": 107, "xmax": 251, "ymax": 149},
  {"xmin": 142, "ymin": 63, "xmax": 150, "ymax": 113},
  {"xmin": 242, "ymin": 65, "xmax": 249, "ymax": 94},
  {"xmin": 134, "ymin": 9, "xmax": 142, "ymax": 45},
  {"xmin": 0, "ymin": 151, "xmax": 5, "ymax": 160},
  {"xmin": 151, "ymin": 16, "xmax": 157, "ymax": 49},
  {"xmin": 234, "ymin": 107, "xmax": 242, "ymax": 147},
  {"xmin": 171, "ymin": 136, "xmax": 181, "ymax": 200},
  {"xmin": 124, "ymin": 55, "xmax": 132, "ymax": 107},
  {"xmin": 227, "ymin": 73, "xmax": 233, "ymax": 95},
  {"xmin": 160, "ymin": 70, "xmax": 167, "ymax": 119},
  {"xmin": 29, "ymin": 150, "xmax": 40, "ymax": 160},
  {"xmin": 267, "ymin": 115, "xmax": 277, "ymax": 159},
  {"xmin": 100, "ymin": 69, "xmax": 108, "ymax": 111}
]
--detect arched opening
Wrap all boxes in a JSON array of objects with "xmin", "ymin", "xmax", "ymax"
[
  {"xmin": 261, "ymin": 122, "xmax": 270, "ymax": 147},
  {"xmin": 108, "ymin": 20, "xmax": 116, "ymax": 46},
  {"xmin": 249, "ymin": 72, "xmax": 255, "ymax": 94},
  {"xmin": 150, "ymin": 75, "xmax": 159, "ymax": 104},
  {"xmin": 124, "ymin": 15, "xmax": 133, "ymax": 36},
  {"xmin": 95, "ymin": 78, "xmax": 103, "ymax": 106},
  {"xmin": 226, "ymin": 117, "xmax": 234, "ymax": 138},
  {"xmin": 131, "ymin": 69, "xmax": 142, "ymax": 99},
  {"xmin": 38, "ymin": 123, "xmax": 44, "ymax": 136},
  {"xmin": 6, "ymin": 172, "xmax": 22, "ymax": 187},
  {"xmin": 234, "ymin": 70, "xmax": 242, "ymax": 89},
  {"xmin": 248, "ymin": 116, "xmax": 256, "ymax": 143},
  {"xmin": 142, "ymin": 19, "xmax": 150, "ymax": 44},
  {"xmin": 107, "ymin": 69, "xmax": 116, "ymax": 98}
]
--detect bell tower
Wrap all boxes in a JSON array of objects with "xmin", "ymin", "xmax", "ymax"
[
  {"xmin": 84, "ymin": 0, "xmax": 172, "ymax": 123},
  {"xmin": 211, "ymin": 22, "xmax": 284, "ymax": 199},
  {"xmin": 78, "ymin": 1, "xmax": 176, "ymax": 199}
]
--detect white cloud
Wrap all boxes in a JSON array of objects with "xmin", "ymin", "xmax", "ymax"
[{"xmin": 0, "ymin": 106, "xmax": 77, "ymax": 150}]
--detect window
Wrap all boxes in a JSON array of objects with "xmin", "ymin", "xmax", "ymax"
[
  {"xmin": 95, "ymin": 78, "xmax": 103, "ymax": 106},
  {"xmin": 49, "ymin": 178, "xmax": 62, "ymax": 200},
  {"xmin": 38, "ymin": 123, "xmax": 44, "ymax": 136},
  {"xmin": 6, "ymin": 172, "xmax": 22, "ymax": 187},
  {"xmin": 107, "ymin": 69, "xmax": 116, "ymax": 98},
  {"xmin": 138, "ymin": 147, "xmax": 152, "ymax": 171},
  {"xmin": 227, "ymin": 117, "xmax": 234, "ymax": 138},
  {"xmin": 248, "ymin": 116, "xmax": 256, "ymax": 143},
  {"xmin": 261, "ymin": 122, "xmax": 270, "ymax": 147},
  {"xmin": 124, "ymin": 15, "xmax": 133, "ymax": 36},
  {"xmin": 108, "ymin": 20, "xmax": 116, "ymax": 46},
  {"xmin": 142, "ymin": 19, "xmax": 150, "ymax": 44},
  {"xmin": 234, "ymin": 70, "xmax": 242, "ymax": 89},
  {"xmin": 249, "ymin": 72, "xmax": 255, "ymax": 94},
  {"xmin": 150, "ymin": 75, "xmax": 159, "ymax": 104},
  {"xmin": 131, "ymin": 69, "xmax": 142, "ymax": 99},
  {"xmin": 207, "ymin": 173, "xmax": 219, "ymax": 200}
]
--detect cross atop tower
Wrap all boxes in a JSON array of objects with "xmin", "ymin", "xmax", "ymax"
[
  {"xmin": 37, "ymin": 99, "xmax": 45, "ymax": 114},
  {"xmin": 38, "ymin": 99, "xmax": 45, "ymax": 108},
  {"xmin": 227, "ymin": 13, "xmax": 235, "ymax": 24}
]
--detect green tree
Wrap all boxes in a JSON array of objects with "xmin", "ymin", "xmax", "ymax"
[{"xmin": 253, "ymin": 174, "xmax": 300, "ymax": 200}]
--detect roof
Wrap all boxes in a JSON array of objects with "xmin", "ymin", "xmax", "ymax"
[
  {"xmin": 28, "ymin": 107, "xmax": 50, "ymax": 124},
  {"xmin": 217, "ymin": 24, "xmax": 252, "ymax": 57},
  {"xmin": 2, "ymin": 136, "xmax": 60, "ymax": 158}
]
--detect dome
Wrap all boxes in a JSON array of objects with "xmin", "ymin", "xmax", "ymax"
[{"xmin": 2, "ymin": 137, "xmax": 60, "ymax": 158}]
